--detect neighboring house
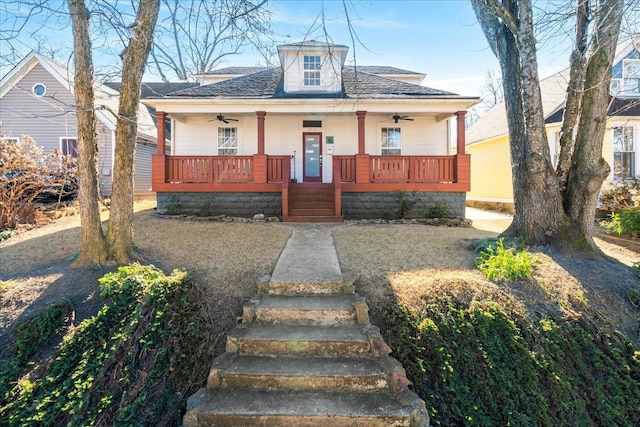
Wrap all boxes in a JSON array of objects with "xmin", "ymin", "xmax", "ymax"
[
  {"xmin": 0, "ymin": 52, "xmax": 163, "ymax": 197},
  {"xmin": 144, "ymin": 40, "xmax": 479, "ymax": 221},
  {"xmin": 466, "ymin": 36, "xmax": 640, "ymax": 209}
]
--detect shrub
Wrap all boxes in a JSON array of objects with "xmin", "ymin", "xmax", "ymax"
[
  {"xmin": 394, "ymin": 191, "xmax": 417, "ymax": 219},
  {"xmin": 600, "ymin": 206, "xmax": 640, "ymax": 237},
  {"xmin": 426, "ymin": 202, "xmax": 448, "ymax": 219},
  {"xmin": 600, "ymin": 179, "xmax": 640, "ymax": 210},
  {"xmin": 474, "ymin": 238, "xmax": 534, "ymax": 281},
  {"xmin": 0, "ymin": 135, "xmax": 77, "ymax": 231}
]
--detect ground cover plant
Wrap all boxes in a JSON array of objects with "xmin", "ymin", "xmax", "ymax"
[
  {"xmin": 333, "ymin": 225, "xmax": 640, "ymax": 426},
  {"xmin": 0, "ymin": 264, "xmax": 209, "ymax": 427},
  {"xmin": 0, "ymin": 210, "xmax": 638, "ymax": 425}
]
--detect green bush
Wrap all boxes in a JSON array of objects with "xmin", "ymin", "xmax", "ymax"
[
  {"xmin": 474, "ymin": 238, "xmax": 534, "ymax": 281},
  {"xmin": 600, "ymin": 206, "xmax": 640, "ymax": 237},
  {"xmin": 0, "ymin": 264, "xmax": 207, "ymax": 427},
  {"xmin": 394, "ymin": 191, "xmax": 417, "ymax": 219},
  {"xmin": 384, "ymin": 299, "xmax": 640, "ymax": 426},
  {"xmin": 426, "ymin": 202, "xmax": 448, "ymax": 219}
]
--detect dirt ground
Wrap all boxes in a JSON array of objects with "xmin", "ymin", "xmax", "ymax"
[{"xmin": 1, "ymin": 203, "xmax": 639, "ymax": 352}]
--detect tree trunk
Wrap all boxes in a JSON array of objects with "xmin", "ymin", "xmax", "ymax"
[
  {"xmin": 564, "ymin": 0, "xmax": 623, "ymax": 247},
  {"xmin": 67, "ymin": 0, "xmax": 109, "ymax": 267},
  {"xmin": 106, "ymin": 0, "xmax": 160, "ymax": 264},
  {"xmin": 556, "ymin": 0, "xmax": 590, "ymax": 192},
  {"xmin": 473, "ymin": 0, "xmax": 566, "ymax": 245}
]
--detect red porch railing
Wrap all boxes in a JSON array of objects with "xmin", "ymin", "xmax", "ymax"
[
  {"xmin": 333, "ymin": 155, "xmax": 457, "ymax": 184},
  {"xmin": 165, "ymin": 155, "xmax": 289, "ymax": 184}
]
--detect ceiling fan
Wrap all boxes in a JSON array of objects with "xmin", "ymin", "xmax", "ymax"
[
  {"xmin": 392, "ymin": 114, "xmax": 413, "ymax": 123},
  {"xmin": 216, "ymin": 114, "xmax": 239, "ymax": 124}
]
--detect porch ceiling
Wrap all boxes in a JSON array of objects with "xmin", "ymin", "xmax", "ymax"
[{"xmin": 145, "ymin": 97, "xmax": 480, "ymax": 116}]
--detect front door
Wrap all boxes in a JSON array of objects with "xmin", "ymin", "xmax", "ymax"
[{"xmin": 303, "ymin": 133, "xmax": 322, "ymax": 182}]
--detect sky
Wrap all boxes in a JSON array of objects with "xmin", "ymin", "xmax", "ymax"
[
  {"xmin": 1, "ymin": 0, "xmax": 578, "ymax": 97},
  {"xmin": 224, "ymin": 0, "xmax": 575, "ymax": 96}
]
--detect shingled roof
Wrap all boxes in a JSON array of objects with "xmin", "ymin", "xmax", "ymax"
[
  {"xmin": 163, "ymin": 67, "xmax": 458, "ymax": 99},
  {"xmin": 104, "ymin": 81, "xmax": 200, "ymax": 98}
]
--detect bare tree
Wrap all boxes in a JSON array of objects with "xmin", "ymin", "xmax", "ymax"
[
  {"xmin": 67, "ymin": 0, "xmax": 109, "ymax": 266},
  {"xmin": 149, "ymin": 0, "xmax": 270, "ymax": 81},
  {"xmin": 105, "ymin": 0, "xmax": 160, "ymax": 264},
  {"xmin": 481, "ymin": 70, "xmax": 504, "ymax": 111},
  {"xmin": 471, "ymin": 0, "xmax": 624, "ymax": 248}
]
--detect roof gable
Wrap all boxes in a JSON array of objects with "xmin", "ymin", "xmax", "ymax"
[{"xmin": 1, "ymin": 52, "xmax": 160, "ymax": 139}]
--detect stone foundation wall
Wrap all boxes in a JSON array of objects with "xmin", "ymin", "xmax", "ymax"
[
  {"xmin": 156, "ymin": 192, "xmax": 281, "ymax": 217},
  {"xmin": 342, "ymin": 191, "xmax": 466, "ymax": 220}
]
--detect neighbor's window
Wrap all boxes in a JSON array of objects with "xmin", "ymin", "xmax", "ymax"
[
  {"xmin": 304, "ymin": 55, "xmax": 321, "ymax": 86},
  {"xmin": 217, "ymin": 127, "xmax": 238, "ymax": 155},
  {"xmin": 1, "ymin": 136, "xmax": 19, "ymax": 144},
  {"xmin": 61, "ymin": 137, "xmax": 78, "ymax": 157},
  {"xmin": 32, "ymin": 83, "xmax": 46, "ymax": 97},
  {"xmin": 612, "ymin": 126, "xmax": 635, "ymax": 179},
  {"xmin": 622, "ymin": 59, "xmax": 640, "ymax": 96},
  {"xmin": 381, "ymin": 127, "xmax": 402, "ymax": 155}
]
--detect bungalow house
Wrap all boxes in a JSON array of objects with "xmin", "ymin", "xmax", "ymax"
[
  {"xmin": 0, "ymin": 52, "xmax": 169, "ymax": 197},
  {"xmin": 466, "ymin": 36, "xmax": 640, "ymax": 210},
  {"xmin": 144, "ymin": 40, "xmax": 480, "ymax": 221}
]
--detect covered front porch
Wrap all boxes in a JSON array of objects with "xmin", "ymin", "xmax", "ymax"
[{"xmin": 151, "ymin": 110, "xmax": 470, "ymax": 221}]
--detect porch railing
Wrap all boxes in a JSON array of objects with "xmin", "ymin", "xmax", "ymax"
[
  {"xmin": 333, "ymin": 155, "xmax": 457, "ymax": 184},
  {"xmin": 165, "ymin": 155, "xmax": 288, "ymax": 184}
]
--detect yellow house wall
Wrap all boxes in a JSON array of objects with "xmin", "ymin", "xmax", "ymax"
[
  {"xmin": 467, "ymin": 135, "xmax": 514, "ymax": 203},
  {"xmin": 467, "ymin": 117, "xmax": 640, "ymax": 205}
]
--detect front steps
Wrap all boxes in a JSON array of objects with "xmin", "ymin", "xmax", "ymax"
[
  {"xmin": 283, "ymin": 183, "xmax": 343, "ymax": 222},
  {"xmin": 183, "ymin": 276, "xmax": 429, "ymax": 426}
]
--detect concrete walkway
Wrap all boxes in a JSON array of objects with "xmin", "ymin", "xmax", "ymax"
[
  {"xmin": 270, "ymin": 225, "xmax": 343, "ymax": 284},
  {"xmin": 465, "ymin": 207, "xmax": 513, "ymax": 234}
]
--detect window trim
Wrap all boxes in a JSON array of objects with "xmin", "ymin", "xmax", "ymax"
[
  {"xmin": 216, "ymin": 126, "xmax": 239, "ymax": 155},
  {"xmin": 303, "ymin": 55, "xmax": 321, "ymax": 87},
  {"xmin": 32, "ymin": 83, "xmax": 47, "ymax": 97},
  {"xmin": 1, "ymin": 136, "xmax": 19, "ymax": 144},
  {"xmin": 621, "ymin": 59, "xmax": 640, "ymax": 97},
  {"xmin": 380, "ymin": 126, "xmax": 402, "ymax": 156},
  {"xmin": 59, "ymin": 136, "xmax": 78, "ymax": 157},
  {"xmin": 611, "ymin": 125, "xmax": 636, "ymax": 180}
]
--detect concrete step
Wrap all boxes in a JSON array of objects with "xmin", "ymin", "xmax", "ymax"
[
  {"xmin": 243, "ymin": 295, "xmax": 369, "ymax": 325},
  {"xmin": 184, "ymin": 388, "xmax": 429, "ymax": 427},
  {"xmin": 207, "ymin": 354, "xmax": 409, "ymax": 392},
  {"xmin": 258, "ymin": 274, "xmax": 355, "ymax": 296},
  {"xmin": 289, "ymin": 200, "xmax": 335, "ymax": 209},
  {"xmin": 226, "ymin": 324, "xmax": 392, "ymax": 357}
]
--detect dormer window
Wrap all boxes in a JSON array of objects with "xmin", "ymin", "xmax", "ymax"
[{"xmin": 304, "ymin": 55, "xmax": 321, "ymax": 86}]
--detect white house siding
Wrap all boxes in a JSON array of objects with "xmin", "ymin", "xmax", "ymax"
[
  {"xmin": 134, "ymin": 142, "xmax": 155, "ymax": 195},
  {"xmin": 281, "ymin": 52, "xmax": 343, "ymax": 93},
  {"xmin": 97, "ymin": 123, "xmax": 113, "ymax": 196},
  {"xmin": 0, "ymin": 64, "xmax": 78, "ymax": 152},
  {"xmin": 364, "ymin": 115, "xmax": 448, "ymax": 156},
  {"xmin": 173, "ymin": 112, "xmax": 450, "ymax": 183}
]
